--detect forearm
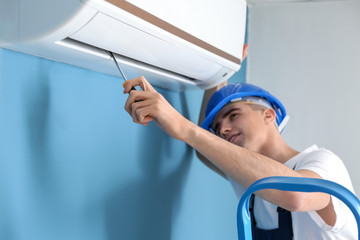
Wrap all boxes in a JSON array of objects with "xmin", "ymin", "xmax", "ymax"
[{"xmin": 184, "ymin": 122, "xmax": 294, "ymax": 187}]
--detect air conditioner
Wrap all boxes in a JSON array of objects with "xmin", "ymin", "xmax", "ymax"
[{"xmin": 0, "ymin": 0, "xmax": 246, "ymax": 91}]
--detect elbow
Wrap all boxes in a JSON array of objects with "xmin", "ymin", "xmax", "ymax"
[
  {"xmin": 281, "ymin": 192, "xmax": 307, "ymax": 212},
  {"xmin": 287, "ymin": 201, "xmax": 304, "ymax": 212},
  {"xmin": 278, "ymin": 191, "xmax": 331, "ymax": 212}
]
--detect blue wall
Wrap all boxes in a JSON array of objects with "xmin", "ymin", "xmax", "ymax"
[{"xmin": 0, "ymin": 48, "xmax": 245, "ymax": 240}]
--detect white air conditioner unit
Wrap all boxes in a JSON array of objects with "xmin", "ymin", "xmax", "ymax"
[{"xmin": 0, "ymin": 0, "xmax": 246, "ymax": 91}]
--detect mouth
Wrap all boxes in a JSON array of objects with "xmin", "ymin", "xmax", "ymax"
[{"xmin": 227, "ymin": 133, "xmax": 240, "ymax": 143}]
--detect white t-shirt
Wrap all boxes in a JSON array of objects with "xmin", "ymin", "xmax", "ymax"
[{"xmin": 228, "ymin": 145, "xmax": 357, "ymax": 240}]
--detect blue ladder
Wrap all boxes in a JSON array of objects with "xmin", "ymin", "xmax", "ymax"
[{"xmin": 237, "ymin": 177, "xmax": 360, "ymax": 240}]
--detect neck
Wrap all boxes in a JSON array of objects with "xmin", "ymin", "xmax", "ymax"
[{"xmin": 258, "ymin": 131, "xmax": 299, "ymax": 164}]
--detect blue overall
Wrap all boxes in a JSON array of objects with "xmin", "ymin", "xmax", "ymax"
[{"xmin": 250, "ymin": 194, "xmax": 293, "ymax": 240}]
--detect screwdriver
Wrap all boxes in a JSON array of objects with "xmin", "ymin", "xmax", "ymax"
[{"xmin": 107, "ymin": 51, "xmax": 136, "ymax": 92}]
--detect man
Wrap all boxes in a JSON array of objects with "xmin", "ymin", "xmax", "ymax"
[{"xmin": 123, "ymin": 77, "xmax": 356, "ymax": 239}]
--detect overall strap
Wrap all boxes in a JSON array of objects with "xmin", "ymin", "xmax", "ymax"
[
  {"xmin": 250, "ymin": 194, "xmax": 257, "ymax": 226},
  {"xmin": 277, "ymin": 206, "xmax": 293, "ymax": 235},
  {"xmin": 250, "ymin": 194, "xmax": 293, "ymax": 237}
]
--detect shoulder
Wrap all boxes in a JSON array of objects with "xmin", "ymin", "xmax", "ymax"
[
  {"xmin": 296, "ymin": 145, "xmax": 343, "ymax": 169},
  {"xmin": 294, "ymin": 145, "xmax": 345, "ymax": 180},
  {"xmin": 295, "ymin": 145, "xmax": 354, "ymax": 191}
]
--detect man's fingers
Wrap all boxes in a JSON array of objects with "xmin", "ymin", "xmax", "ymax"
[
  {"xmin": 123, "ymin": 76, "xmax": 156, "ymax": 93},
  {"xmin": 125, "ymin": 92, "xmax": 156, "ymax": 124},
  {"xmin": 123, "ymin": 78, "xmax": 161, "ymax": 126},
  {"xmin": 133, "ymin": 105, "xmax": 154, "ymax": 124},
  {"xmin": 124, "ymin": 90, "xmax": 149, "ymax": 114}
]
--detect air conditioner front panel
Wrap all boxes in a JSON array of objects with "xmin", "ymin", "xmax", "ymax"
[{"xmin": 69, "ymin": 13, "xmax": 224, "ymax": 81}]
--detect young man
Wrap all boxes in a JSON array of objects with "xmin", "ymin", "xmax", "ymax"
[{"xmin": 123, "ymin": 77, "xmax": 356, "ymax": 239}]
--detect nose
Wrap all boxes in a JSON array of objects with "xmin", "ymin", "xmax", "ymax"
[{"xmin": 218, "ymin": 122, "xmax": 232, "ymax": 138}]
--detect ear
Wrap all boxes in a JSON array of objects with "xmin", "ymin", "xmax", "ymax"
[{"xmin": 263, "ymin": 108, "xmax": 276, "ymax": 125}]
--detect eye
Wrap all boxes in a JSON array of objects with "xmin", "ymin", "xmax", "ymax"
[{"xmin": 229, "ymin": 113, "xmax": 239, "ymax": 120}]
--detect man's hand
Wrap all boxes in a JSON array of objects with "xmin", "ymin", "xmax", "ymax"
[{"xmin": 123, "ymin": 76, "xmax": 192, "ymax": 141}]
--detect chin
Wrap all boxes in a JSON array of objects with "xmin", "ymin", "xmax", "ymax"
[
  {"xmin": 239, "ymin": 143, "xmax": 259, "ymax": 152},
  {"xmin": 235, "ymin": 141, "xmax": 246, "ymax": 148}
]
